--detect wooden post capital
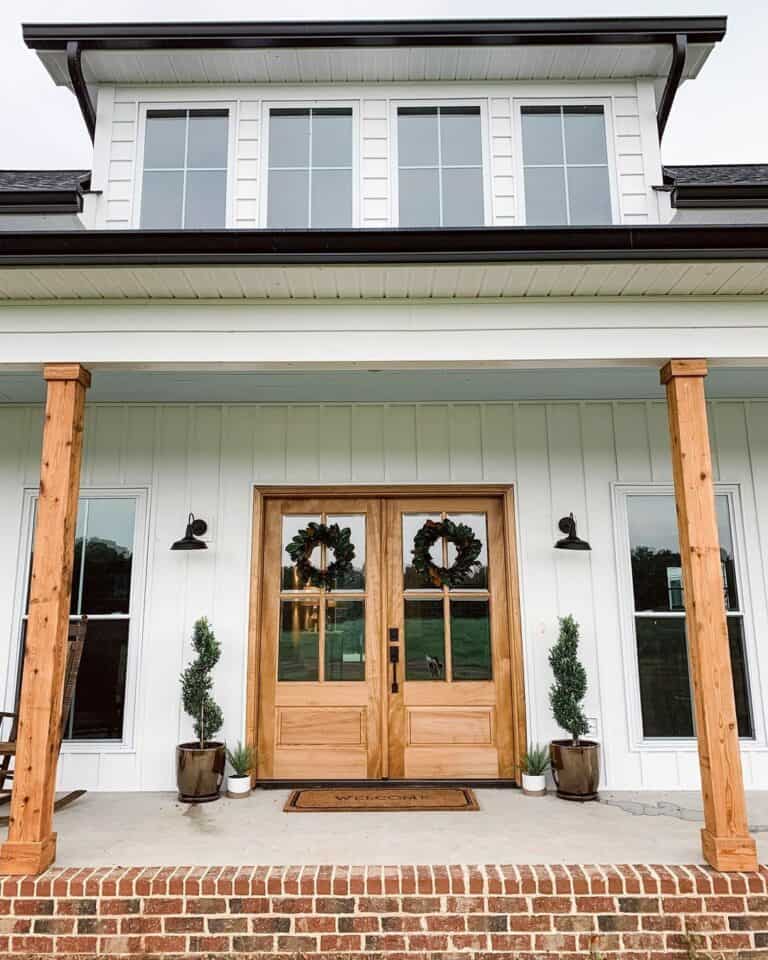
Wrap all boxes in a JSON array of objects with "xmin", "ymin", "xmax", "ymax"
[
  {"xmin": 43, "ymin": 363, "xmax": 92, "ymax": 388},
  {"xmin": 660, "ymin": 358, "xmax": 708, "ymax": 384}
]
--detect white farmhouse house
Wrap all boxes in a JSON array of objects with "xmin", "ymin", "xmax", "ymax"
[{"xmin": 1, "ymin": 14, "xmax": 767, "ymax": 876}]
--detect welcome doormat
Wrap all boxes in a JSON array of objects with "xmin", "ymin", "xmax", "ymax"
[{"xmin": 284, "ymin": 786, "xmax": 479, "ymax": 812}]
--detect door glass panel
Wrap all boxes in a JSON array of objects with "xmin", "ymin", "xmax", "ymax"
[
  {"xmin": 282, "ymin": 515, "xmax": 321, "ymax": 590},
  {"xmin": 404, "ymin": 599, "xmax": 445, "ymax": 680},
  {"xmin": 403, "ymin": 513, "xmax": 441, "ymax": 589},
  {"xmin": 326, "ymin": 515, "xmax": 365, "ymax": 589},
  {"xmin": 445, "ymin": 513, "xmax": 488, "ymax": 590},
  {"xmin": 451, "ymin": 600, "xmax": 492, "ymax": 680},
  {"xmin": 278, "ymin": 600, "xmax": 319, "ymax": 681},
  {"xmin": 325, "ymin": 600, "xmax": 365, "ymax": 681}
]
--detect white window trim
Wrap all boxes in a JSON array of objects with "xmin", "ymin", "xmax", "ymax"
[
  {"xmin": 259, "ymin": 99, "xmax": 361, "ymax": 229},
  {"xmin": 390, "ymin": 98, "xmax": 493, "ymax": 228},
  {"xmin": 133, "ymin": 101, "xmax": 236, "ymax": 229},
  {"xmin": 513, "ymin": 97, "xmax": 620, "ymax": 227},
  {"xmin": 9, "ymin": 487, "xmax": 150, "ymax": 755},
  {"xmin": 612, "ymin": 482, "xmax": 765, "ymax": 752}
]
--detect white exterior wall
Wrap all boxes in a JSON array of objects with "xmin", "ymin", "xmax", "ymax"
[
  {"xmin": 2, "ymin": 399, "xmax": 768, "ymax": 793},
  {"xmin": 89, "ymin": 79, "xmax": 663, "ymax": 230}
]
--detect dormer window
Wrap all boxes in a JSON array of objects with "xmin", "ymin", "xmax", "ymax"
[
  {"xmin": 521, "ymin": 105, "xmax": 612, "ymax": 225},
  {"xmin": 396, "ymin": 106, "xmax": 484, "ymax": 227},
  {"xmin": 140, "ymin": 109, "xmax": 229, "ymax": 229},
  {"xmin": 267, "ymin": 108, "xmax": 353, "ymax": 228}
]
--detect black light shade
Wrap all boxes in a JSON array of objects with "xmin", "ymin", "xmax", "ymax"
[
  {"xmin": 554, "ymin": 513, "xmax": 591, "ymax": 551},
  {"xmin": 171, "ymin": 513, "xmax": 208, "ymax": 551}
]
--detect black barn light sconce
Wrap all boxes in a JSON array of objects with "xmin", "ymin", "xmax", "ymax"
[
  {"xmin": 554, "ymin": 513, "xmax": 591, "ymax": 551},
  {"xmin": 171, "ymin": 513, "xmax": 208, "ymax": 551}
]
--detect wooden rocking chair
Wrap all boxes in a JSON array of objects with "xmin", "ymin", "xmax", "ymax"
[{"xmin": 0, "ymin": 616, "xmax": 88, "ymax": 819}]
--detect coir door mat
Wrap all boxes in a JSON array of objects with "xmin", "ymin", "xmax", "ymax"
[{"xmin": 284, "ymin": 786, "xmax": 479, "ymax": 812}]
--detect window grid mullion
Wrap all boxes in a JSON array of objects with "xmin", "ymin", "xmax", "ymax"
[
  {"xmin": 436, "ymin": 108, "xmax": 444, "ymax": 227},
  {"xmin": 307, "ymin": 110, "xmax": 314, "ymax": 228},
  {"xmin": 559, "ymin": 107, "xmax": 572, "ymax": 226},
  {"xmin": 180, "ymin": 110, "xmax": 190, "ymax": 229}
]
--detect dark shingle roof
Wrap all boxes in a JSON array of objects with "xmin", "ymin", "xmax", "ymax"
[
  {"xmin": 664, "ymin": 164, "xmax": 768, "ymax": 187},
  {"xmin": 0, "ymin": 170, "xmax": 90, "ymax": 193}
]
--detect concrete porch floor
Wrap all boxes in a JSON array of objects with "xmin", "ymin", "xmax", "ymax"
[{"xmin": 10, "ymin": 788, "xmax": 767, "ymax": 868}]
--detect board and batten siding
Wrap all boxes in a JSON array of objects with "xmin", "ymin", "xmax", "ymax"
[
  {"xmin": 90, "ymin": 80, "xmax": 661, "ymax": 230},
  {"xmin": 1, "ymin": 399, "xmax": 767, "ymax": 793}
]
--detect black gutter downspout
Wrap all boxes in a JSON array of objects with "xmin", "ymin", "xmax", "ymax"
[
  {"xmin": 66, "ymin": 40, "xmax": 96, "ymax": 142},
  {"xmin": 657, "ymin": 33, "xmax": 687, "ymax": 139}
]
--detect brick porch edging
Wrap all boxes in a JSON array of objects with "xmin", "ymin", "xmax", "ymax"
[{"xmin": 2, "ymin": 864, "xmax": 768, "ymax": 958}]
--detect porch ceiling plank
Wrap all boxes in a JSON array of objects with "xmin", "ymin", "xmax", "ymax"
[
  {"xmin": 1, "ymin": 257, "xmax": 768, "ymax": 302},
  {"xmin": 661, "ymin": 358, "xmax": 758, "ymax": 872}
]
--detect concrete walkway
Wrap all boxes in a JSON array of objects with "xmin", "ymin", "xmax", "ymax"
[{"xmin": 16, "ymin": 788, "xmax": 767, "ymax": 867}]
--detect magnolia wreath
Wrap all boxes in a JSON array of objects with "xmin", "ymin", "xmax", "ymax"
[
  {"xmin": 285, "ymin": 521, "xmax": 355, "ymax": 590},
  {"xmin": 411, "ymin": 518, "xmax": 482, "ymax": 588}
]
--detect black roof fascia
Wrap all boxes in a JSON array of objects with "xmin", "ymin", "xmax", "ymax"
[
  {"xmin": 672, "ymin": 185, "xmax": 768, "ymax": 209},
  {"xmin": 22, "ymin": 17, "xmax": 727, "ymax": 51},
  {"xmin": 0, "ymin": 190, "xmax": 83, "ymax": 215},
  {"xmin": 0, "ymin": 226, "xmax": 766, "ymax": 267}
]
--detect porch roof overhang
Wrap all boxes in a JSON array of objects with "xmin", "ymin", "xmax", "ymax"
[
  {"xmin": 0, "ymin": 225, "xmax": 767, "ymax": 301},
  {"xmin": 24, "ymin": 17, "xmax": 724, "ymax": 87}
]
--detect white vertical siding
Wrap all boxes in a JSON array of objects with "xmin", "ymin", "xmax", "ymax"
[{"xmin": 2, "ymin": 399, "xmax": 766, "ymax": 792}]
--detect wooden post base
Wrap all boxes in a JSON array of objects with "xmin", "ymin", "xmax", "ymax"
[
  {"xmin": 701, "ymin": 828, "xmax": 758, "ymax": 873},
  {"xmin": 0, "ymin": 833, "xmax": 57, "ymax": 875}
]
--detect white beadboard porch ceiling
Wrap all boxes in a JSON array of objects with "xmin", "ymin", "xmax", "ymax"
[
  {"xmin": 36, "ymin": 43, "xmax": 712, "ymax": 91},
  {"xmin": 2, "ymin": 261, "xmax": 768, "ymax": 301}
]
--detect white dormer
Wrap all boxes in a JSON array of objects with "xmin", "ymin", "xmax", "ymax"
[{"xmin": 23, "ymin": 16, "xmax": 726, "ymax": 230}]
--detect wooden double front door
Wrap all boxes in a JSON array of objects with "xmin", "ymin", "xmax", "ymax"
[{"xmin": 255, "ymin": 491, "xmax": 523, "ymax": 781}]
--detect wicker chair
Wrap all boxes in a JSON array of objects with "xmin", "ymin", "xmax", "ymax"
[{"xmin": 0, "ymin": 616, "xmax": 88, "ymax": 813}]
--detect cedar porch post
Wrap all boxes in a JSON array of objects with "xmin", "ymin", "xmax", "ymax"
[
  {"xmin": 0, "ymin": 363, "xmax": 90, "ymax": 875},
  {"xmin": 661, "ymin": 359, "xmax": 757, "ymax": 872}
]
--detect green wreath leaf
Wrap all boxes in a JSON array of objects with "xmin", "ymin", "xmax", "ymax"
[
  {"xmin": 411, "ymin": 517, "xmax": 482, "ymax": 588},
  {"xmin": 286, "ymin": 522, "xmax": 356, "ymax": 591}
]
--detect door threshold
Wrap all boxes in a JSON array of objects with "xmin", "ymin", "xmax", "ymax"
[{"xmin": 256, "ymin": 779, "xmax": 519, "ymax": 789}]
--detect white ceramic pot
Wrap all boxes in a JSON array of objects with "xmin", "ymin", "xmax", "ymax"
[
  {"xmin": 521, "ymin": 773, "xmax": 547, "ymax": 796},
  {"xmin": 226, "ymin": 774, "xmax": 251, "ymax": 799}
]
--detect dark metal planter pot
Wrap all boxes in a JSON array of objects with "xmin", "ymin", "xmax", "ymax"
[
  {"xmin": 550, "ymin": 740, "xmax": 600, "ymax": 801},
  {"xmin": 176, "ymin": 741, "xmax": 225, "ymax": 803}
]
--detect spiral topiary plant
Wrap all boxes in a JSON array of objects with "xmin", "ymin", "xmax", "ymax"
[
  {"xmin": 549, "ymin": 614, "xmax": 590, "ymax": 746},
  {"xmin": 180, "ymin": 617, "xmax": 223, "ymax": 749}
]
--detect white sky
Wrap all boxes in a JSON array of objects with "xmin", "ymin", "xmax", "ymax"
[{"xmin": 0, "ymin": 0, "xmax": 766, "ymax": 170}]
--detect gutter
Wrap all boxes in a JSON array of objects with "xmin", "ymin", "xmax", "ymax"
[
  {"xmin": 66, "ymin": 41, "xmax": 96, "ymax": 143},
  {"xmin": 0, "ymin": 225, "xmax": 766, "ymax": 267},
  {"xmin": 0, "ymin": 190, "xmax": 83, "ymax": 215},
  {"xmin": 22, "ymin": 16, "xmax": 728, "ymax": 50},
  {"xmin": 657, "ymin": 33, "xmax": 687, "ymax": 139},
  {"xmin": 671, "ymin": 184, "xmax": 768, "ymax": 210}
]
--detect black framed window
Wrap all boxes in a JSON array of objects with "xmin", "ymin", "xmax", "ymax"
[
  {"xmin": 626, "ymin": 493, "xmax": 753, "ymax": 739},
  {"xmin": 140, "ymin": 108, "xmax": 229, "ymax": 228},
  {"xmin": 397, "ymin": 106, "xmax": 484, "ymax": 227},
  {"xmin": 267, "ymin": 108, "xmax": 353, "ymax": 228},
  {"xmin": 22, "ymin": 496, "xmax": 138, "ymax": 741},
  {"xmin": 521, "ymin": 105, "xmax": 612, "ymax": 225}
]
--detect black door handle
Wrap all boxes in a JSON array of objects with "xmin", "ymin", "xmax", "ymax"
[{"xmin": 389, "ymin": 627, "xmax": 399, "ymax": 693}]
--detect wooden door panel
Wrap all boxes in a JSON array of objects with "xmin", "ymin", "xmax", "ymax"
[
  {"xmin": 408, "ymin": 707, "xmax": 495, "ymax": 745},
  {"xmin": 404, "ymin": 746, "xmax": 499, "ymax": 779},
  {"xmin": 257, "ymin": 497, "xmax": 382, "ymax": 779},
  {"xmin": 387, "ymin": 496, "xmax": 517, "ymax": 780},
  {"xmin": 278, "ymin": 707, "xmax": 366, "ymax": 746}
]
